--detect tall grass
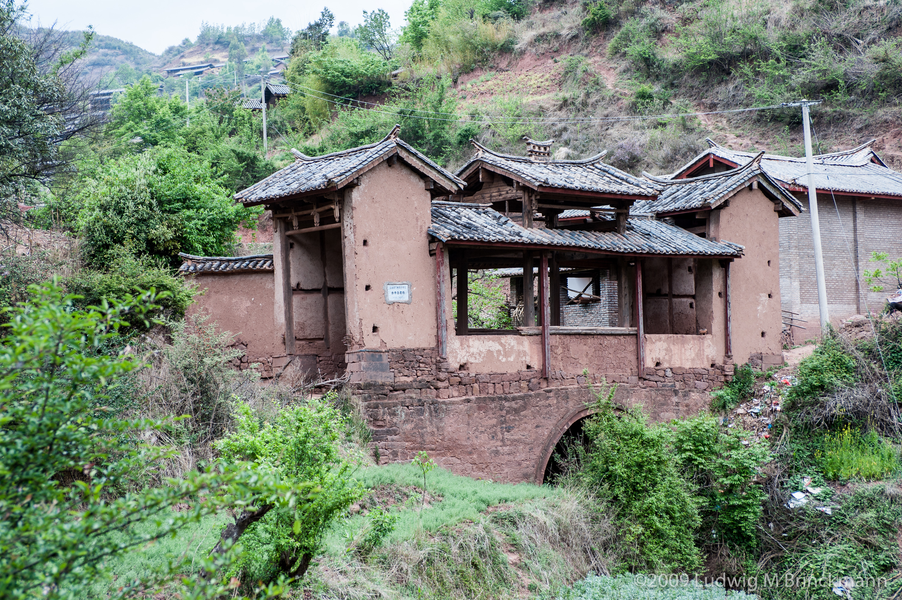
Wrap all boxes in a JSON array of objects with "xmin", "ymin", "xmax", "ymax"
[{"xmin": 818, "ymin": 426, "xmax": 900, "ymax": 481}]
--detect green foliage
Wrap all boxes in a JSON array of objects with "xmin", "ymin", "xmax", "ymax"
[
  {"xmin": 672, "ymin": 415, "xmax": 770, "ymax": 550},
  {"xmin": 307, "ymin": 38, "xmax": 393, "ymax": 98},
  {"xmin": 107, "ymin": 76, "xmax": 189, "ymax": 151},
  {"xmin": 215, "ymin": 396, "xmax": 364, "ymax": 584},
  {"xmin": 607, "ymin": 18, "xmax": 660, "ymax": 75},
  {"xmin": 412, "ymin": 450, "xmax": 437, "ymax": 512},
  {"xmin": 817, "ymin": 425, "xmax": 900, "ymax": 481},
  {"xmin": 864, "ymin": 251, "xmax": 902, "ymax": 293},
  {"xmin": 401, "ymin": 0, "xmax": 440, "ymax": 54},
  {"xmin": 64, "ymin": 254, "xmax": 194, "ymax": 328},
  {"xmin": 356, "ymin": 9, "xmax": 395, "ymax": 61},
  {"xmin": 422, "ymin": 0, "xmax": 516, "ymax": 73},
  {"xmin": 355, "ymin": 507, "xmax": 400, "ymax": 556},
  {"xmin": 582, "ymin": 1, "xmax": 613, "ymax": 32},
  {"xmin": 0, "ymin": 252, "xmax": 62, "ymax": 318},
  {"xmin": 291, "ymin": 7, "xmax": 335, "ymax": 56},
  {"xmin": 477, "ymin": 0, "xmax": 529, "ymax": 20},
  {"xmin": 787, "ymin": 335, "xmax": 858, "ymax": 404},
  {"xmin": 455, "ymin": 271, "xmax": 513, "ymax": 329},
  {"xmin": 0, "ymin": 281, "xmax": 292, "ymax": 599},
  {"xmin": 674, "ymin": 0, "xmax": 769, "ymax": 74},
  {"xmin": 76, "ymin": 146, "xmax": 258, "ymax": 267},
  {"xmin": 711, "ymin": 363, "xmax": 755, "ymax": 411},
  {"xmin": 581, "ymin": 383, "xmax": 703, "ymax": 572},
  {"xmin": 557, "ymin": 573, "xmax": 756, "ymax": 599}
]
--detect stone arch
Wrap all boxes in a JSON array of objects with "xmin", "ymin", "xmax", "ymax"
[{"xmin": 533, "ymin": 405, "xmax": 599, "ymax": 484}]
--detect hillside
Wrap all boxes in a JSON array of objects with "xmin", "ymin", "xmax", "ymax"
[{"xmin": 52, "ymin": 29, "xmax": 159, "ymax": 83}]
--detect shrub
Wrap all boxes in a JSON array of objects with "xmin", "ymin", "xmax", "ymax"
[
  {"xmin": 0, "ymin": 252, "xmax": 62, "ymax": 318},
  {"xmin": 711, "ymin": 363, "xmax": 755, "ymax": 411},
  {"xmin": 307, "ymin": 38, "xmax": 392, "ymax": 97},
  {"xmin": 582, "ymin": 1, "xmax": 613, "ymax": 32},
  {"xmin": 215, "ymin": 396, "xmax": 364, "ymax": 585},
  {"xmin": 818, "ymin": 426, "xmax": 900, "ymax": 481},
  {"xmin": 581, "ymin": 383, "xmax": 702, "ymax": 572},
  {"xmin": 787, "ymin": 335, "xmax": 858, "ymax": 404},
  {"xmin": 65, "ymin": 254, "xmax": 195, "ymax": 328}
]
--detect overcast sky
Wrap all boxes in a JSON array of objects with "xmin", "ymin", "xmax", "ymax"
[{"xmin": 24, "ymin": 0, "xmax": 411, "ymax": 54}]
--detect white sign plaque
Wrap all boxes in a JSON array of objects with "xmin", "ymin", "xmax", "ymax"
[{"xmin": 384, "ymin": 282, "xmax": 412, "ymax": 304}]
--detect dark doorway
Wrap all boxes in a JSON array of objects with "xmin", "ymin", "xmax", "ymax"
[{"xmin": 542, "ymin": 416, "xmax": 592, "ymax": 484}]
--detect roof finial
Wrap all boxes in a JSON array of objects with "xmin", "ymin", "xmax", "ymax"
[
  {"xmin": 705, "ymin": 138, "xmax": 720, "ymax": 148},
  {"xmin": 382, "ymin": 124, "xmax": 401, "ymax": 142},
  {"xmin": 750, "ymin": 150, "xmax": 765, "ymax": 168},
  {"xmin": 523, "ymin": 136, "xmax": 554, "ymax": 162},
  {"xmin": 291, "ymin": 148, "xmax": 310, "ymax": 161}
]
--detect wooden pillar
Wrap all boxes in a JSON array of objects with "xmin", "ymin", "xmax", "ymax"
[
  {"xmin": 523, "ymin": 251, "xmax": 535, "ymax": 326},
  {"xmin": 540, "ymin": 251, "xmax": 551, "ymax": 379},
  {"xmin": 636, "ymin": 259, "xmax": 645, "ymax": 374},
  {"xmin": 435, "ymin": 242, "xmax": 448, "ymax": 357},
  {"xmin": 550, "ymin": 252, "xmax": 561, "ymax": 326},
  {"xmin": 724, "ymin": 260, "xmax": 732, "ymax": 358},
  {"xmin": 274, "ymin": 217, "xmax": 295, "ymax": 355},
  {"xmin": 522, "ymin": 189, "xmax": 533, "ymax": 228},
  {"xmin": 456, "ymin": 253, "xmax": 468, "ymax": 336},
  {"xmin": 617, "ymin": 258, "xmax": 634, "ymax": 327}
]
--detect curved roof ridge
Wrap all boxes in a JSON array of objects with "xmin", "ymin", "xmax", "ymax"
[
  {"xmin": 643, "ymin": 152, "xmax": 764, "ymax": 184},
  {"xmin": 469, "ymin": 139, "xmax": 611, "ymax": 165},
  {"xmin": 815, "ymin": 138, "xmax": 876, "ymax": 159}
]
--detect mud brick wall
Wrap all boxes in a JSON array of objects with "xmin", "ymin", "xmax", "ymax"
[{"xmin": 350, "ymin": 347, "xmax": 733, "ymax": 483}]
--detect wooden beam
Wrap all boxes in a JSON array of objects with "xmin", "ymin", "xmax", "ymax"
[
  {"xmin": 667, "ymin": 258, "xmax": 674, "ymax": 334},
  {"xmin": 522, "ymin": 188, "xmax": 534, "ymax": 228},
  {"xmin": 540, "ymin": 252, "xmax": 551, "ymax": 379},
  {"xmin": 275, "ymin": 218, "xmax": 295, "ymax": 355},
  {"xmin": 320, "ymin": 230, "xmax": 330, "ymax": 350},
  {"xmin": 456, "ymin": 254, "xmax": 468, "ymax": 336},
  {"xmin": 523, "ymin": 251, "xmax": 535, "ymax": 327},
  {"xmin": 617, "ymin": 258, "xmax": 632, "ymax": 327},
  {"xmin": 550, "ymin": 252, "xmax": 561, "ymax": 326},
  {"xmin": 287, "ymin": 222, "xmax": 342, "ymax": 236},
  {"xmin": 636, "ymin": 260, "xmax": 645, "ymax": 374},
  {"xmin": 435, "ymin": 242, "xmax": 448, "ymax": 357},
  {"xmin": 615, "ymin": 210, "xmax": 628, "ymax": 235}
]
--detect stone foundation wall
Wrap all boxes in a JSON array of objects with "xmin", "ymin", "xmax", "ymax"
[{"xmin": 349, "ymin": 346, "xmax": 734, "ymax": 483}]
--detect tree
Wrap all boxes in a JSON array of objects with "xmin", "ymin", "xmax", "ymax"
[
  {"xmin": 76, "ymin": 146, "xmax": 259, "ymax": 267},
  {"xmin": 356, "ymin": 9, "xmax": 395, "ymax": 61},
  {"xmin": 864, "ymin": 251, "xmax": 902, "ymax": 293},
  {"xmin": 336, "ymin": 20, "xmax": 354, "ymax": 37},
  {"xmin": 0, "ymin": 0, "xmax": 97, "ymax": 227},
  {"xmin": 0, "ymin": 281, "xmax": 301, "ymax": 599},
  {"xmin": 400, "ymin": 0, "xmax": 439, "ymax": 54},
  {"xmin": 106, "ymin": 76, "xmax": 187, "ymax": 151},
  {"xmin": 214, "ymin": 397, "xmax": 363, "ymax": 584},
  {"xmin": 290, "ymin": 7, "xmax": 335, "ymax": 56},
  {"xmin": 262, "ymin": 16, "xmax": 290, "ymax": 45},
  {"xmin": 228, "ymin": 36, "xmax": 248, "ymax": 84}
]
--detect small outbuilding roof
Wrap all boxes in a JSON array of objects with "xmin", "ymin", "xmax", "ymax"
[
  {"xmin": 457, "ymin": 141, "xmax": 660, "ymax": 199},
  {"xmin": 178, "ymin": 253, "xmax": 274, "ymax": 274},
  {"xmin": 429, "ymin": 202, "xmax": 743, "ymax": 257},
  {"xmin": 673, "ymin": 139, "xmax": 902, "ymax": 199},
  {"xmin": 266, "ymin": 83, "xmax": 290, "ymax": 96},
  {"xmin": 634, "ymin": 154, "xmax": 802, "ymax": 217},
  {"xmin": 234, "ymin": 126, "xmax": 464, "ymax": 206},
  {"xmin": 242, "ymin": 98, "xmax": 264, "ymax": 110}
]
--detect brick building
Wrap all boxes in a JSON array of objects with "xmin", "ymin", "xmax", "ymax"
[{"xmin": 671, "ymin": 139, "xmax": 902, "ymax": 339}]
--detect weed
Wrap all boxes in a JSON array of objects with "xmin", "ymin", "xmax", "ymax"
[
  {"xmin": 711, "ymin": 363, "xmax": 755, "ymax": 411},
  {"xmin": 817, "ymin": 426, "xmax": 900, "ymax": 481}
]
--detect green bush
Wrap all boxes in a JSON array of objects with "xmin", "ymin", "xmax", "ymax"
[
  {"xmin": 0, "ymin": 252, "xmax": 62, "ymax": 318},
  {"xmin": 65, "ymin": 255, "xmax": 195, "ymax": 328},
  {"xmin": 788, "ymin": 336, "xmax": 858, "ymax": 404},
  {"xmin": 76, "ymin": 146, "xmax": 259, "ymax": 267},
  {"xmin": 215, "ymin": 396, "xmax": 364, "ymax": 584},
  {"xmin": 581, "ymin": 384, "xmax": 702, "ymax": 572},
  {"xmin": 583, "ymin": 1, "xmax": 613, "ymax": 32},
  {"xmin": 307, "ymin": 38, "xmax": 392, "ymax": 98},
  {"xmin": 818, "ymin": 425, "xmax": 900, "ymax": 481},
  {"xmin": 711, "ymin": 363, "xmax": 755, "ymax": 411}
]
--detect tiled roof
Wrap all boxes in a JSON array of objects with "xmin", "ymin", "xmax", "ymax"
[
  {"xmin": 674, "ymin": 139, "xmax": 902, "ymax": 198},
  {"xmin": 457, "ymin": 141, "xmax": 660, "ymax": 198},
  {"xmin": 178, "ymin": 253, "xmax": 273, "ymax": 274},
  {"xmin": 242, "ymin": 98, "xmax": 263, "ymax": 110},
  {"xmin": 266, "ymin": 83, "xmax": 290, "ymax": 96},
  {"xmin": 633, "ymin": 155, "xmax": 802, "ymax": 216},
  {"xmin": 429, "ymin": 202, "xmax": 743, "ymax": 257},
  {"xmin": 234, "ymin": 126, "xmax": 464, "ymax": 205}
]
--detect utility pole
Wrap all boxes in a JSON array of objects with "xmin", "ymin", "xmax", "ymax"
[
  {"xmin": 784, "ymin": 100, "xmax": 828, "ymax": 331},
  {"xmin": 261, "ymin": 77, "xmax": 268, "ymax": 155},
  {"xmin": 185, "ymin": 78, "xmax": 190, "ymax": 126}
]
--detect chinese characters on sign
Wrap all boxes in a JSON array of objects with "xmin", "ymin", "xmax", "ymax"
[{"xmin": 384, "ymin": 282, "xmax": 412, "ymax": 304}]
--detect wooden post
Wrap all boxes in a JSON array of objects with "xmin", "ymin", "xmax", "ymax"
[
  {"xmin": 523, "ymin": 251, "xmax": 535, "ymax": 327},
  {"xmin": 540, "ymin": 252, "xmax": 551, "ymax": 379},
  {"xmin": 435, "ymin": 242, "xmax": 448, "ymax": 357},
  {"xmin": 636, "ymin": 260, "xmax": 645, "ymax": 375},
  {"xmin": 522, "ymin": 189, "xmax": 533, "ymax": 228},
  {"xmin": 319, "ymin": 231, "xmax": 330, "ymax": 350},
  {"xmin": 275, "ymin": 218, "xmax": 295, "ymax": 355},
  {"xmin": 550, "ymin": 252, "xmax": 561, "ymax": 326},
  {"xmin": 724, "ymin": 260, "xmax": 732, "ymax": 358},
  {"xmin": 456, "ymin": 253, "xmax": 468, "ymax": 336},
  {"xmin": 617, "ymin": 258, "xmax": 633, "ymax": 328}
]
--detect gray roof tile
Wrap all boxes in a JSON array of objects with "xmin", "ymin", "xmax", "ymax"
[
  {"xmin": 178, "ymin": 253, "xmax": 273, "ymax": 274},
  {"xmin": 674, "ymin": 139, "xmax": 902, "ymax": 198},
  {"xmin": 457, "ymin": 141, "xmax": 660, "ymax": 197},
  {"xmin": 429, "ymin": 202, "xmax": 743, "ymax": 257},
  {"xmin": 234, "ymin": 126, "xmax": 464, "ymax": 205}
]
